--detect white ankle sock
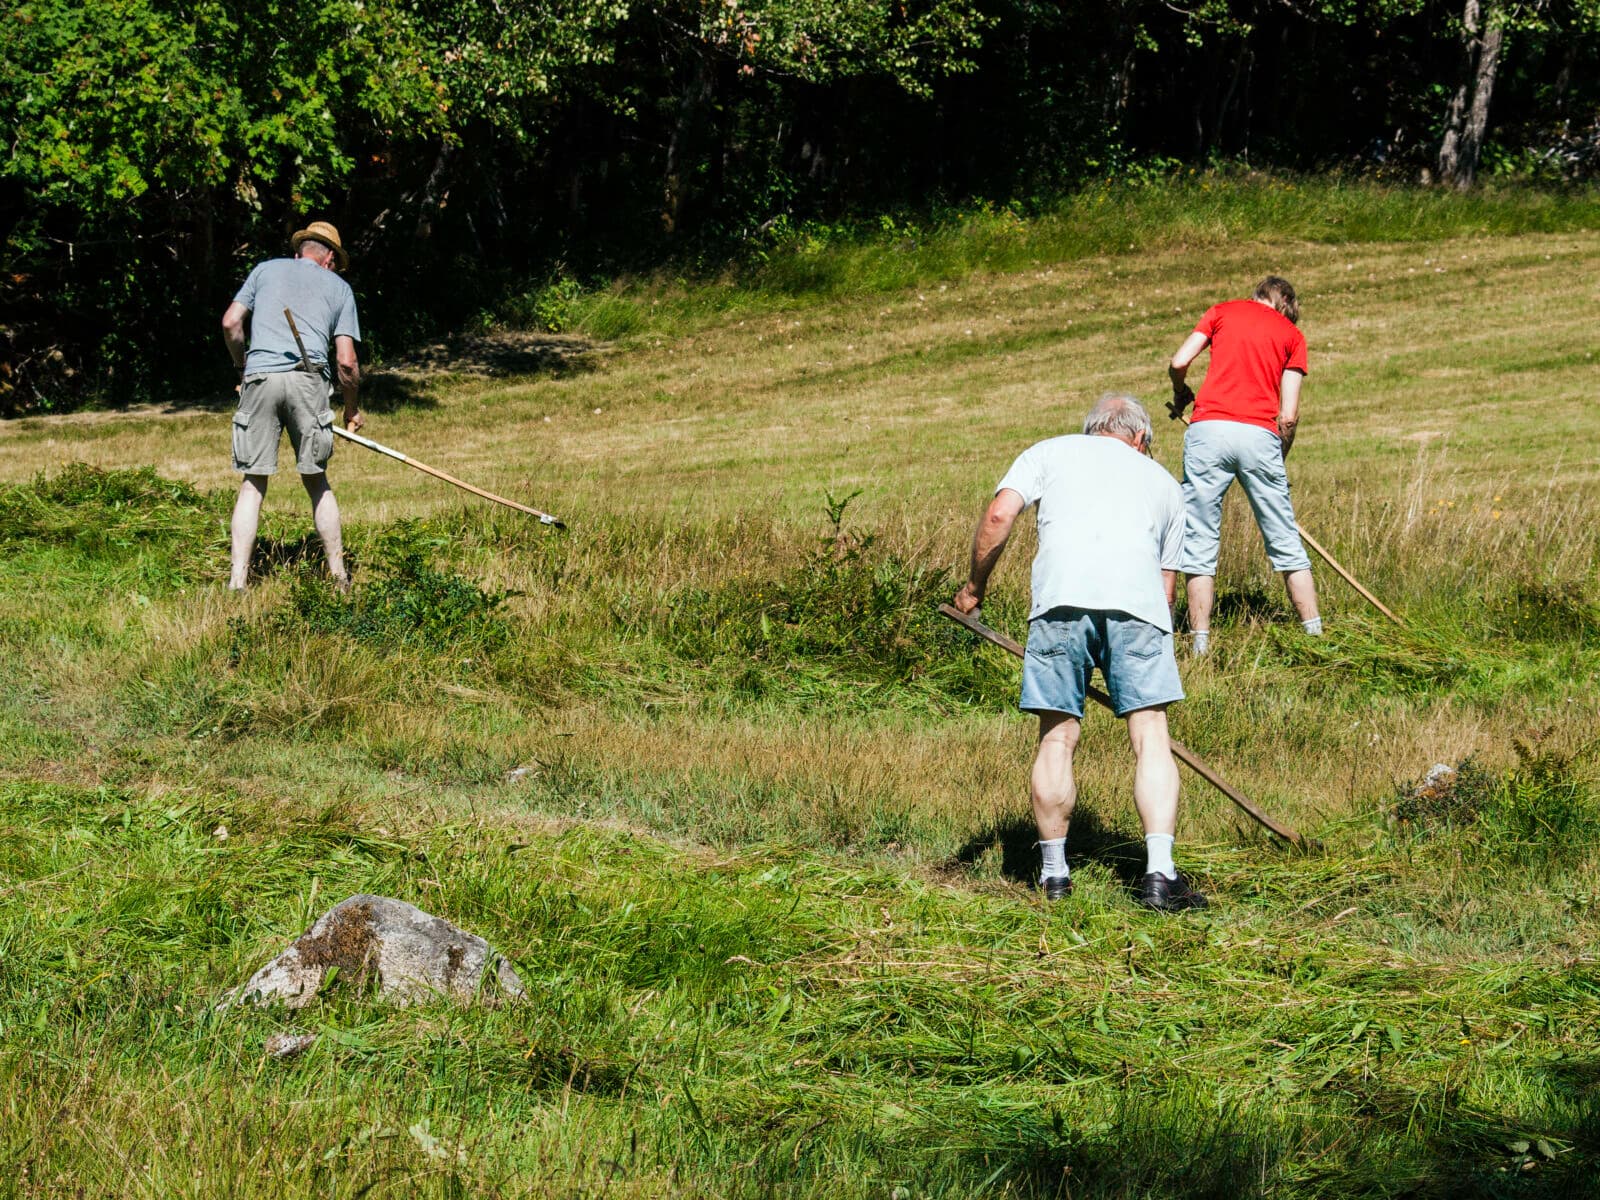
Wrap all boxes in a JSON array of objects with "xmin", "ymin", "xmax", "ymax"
[
  {"xmin": 1302, "ymin": 617, "xmax": 1323, "ymax": 636},
  {"xmin": 1145, "ymin": 833, "xmax": 1176, "ymax": 880},
  {"xmin": 1190, "ymin": 630, "xmax": 1210, "ymax": 655},
  {"xmin": 1039, "ymin": 837, "xmax": 1068, "ymax": 881}
]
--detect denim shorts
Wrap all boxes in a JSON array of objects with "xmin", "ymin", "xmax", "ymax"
[
  {"xmin": 1020, "ymin": 607, "xmax": 1184, "ymax": 718},
  {"xmin": 1179, "ymin": 419, "xmax": 1311, "ymax": 575}
]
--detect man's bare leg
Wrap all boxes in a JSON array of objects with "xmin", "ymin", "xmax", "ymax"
[
  {"xmin": 1126, "ymin": 707, "xmax": 1179, "ymax": 838},
  {"xmin": 301, "ymin": 472, "xmax": 348, "ymax": 586},
  {"xmin": 1283, "ymin": 568, "xmax": 1321, "ymax": 632},
  {"xmin": 1032, "ymin": 711, "xmax": 1080, "ymax": 891},
  {"xmin": 1032, "ymin": 711, "xmax": 1081, "ymax": 839},
  {"xmin": 1185, "ymin": 575, "xmax": 1215, "ymax": 654},
  {"xmin": 1127, "ymin": 705, "xmax": 1206, "ymax": 908},
  {"xmin": 229, "ymin": 475, "xmax": 269, "ymax": 590}
]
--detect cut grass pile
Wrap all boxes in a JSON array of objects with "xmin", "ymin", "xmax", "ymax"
[{"xmin": 3, "ymin": 778, "xmax": 1596, "ymax": 1197}]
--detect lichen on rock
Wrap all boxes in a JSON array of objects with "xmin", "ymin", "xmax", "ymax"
[{"xmin": 227, "ymin": 894, "xmax": 525, "ymax": 1010}]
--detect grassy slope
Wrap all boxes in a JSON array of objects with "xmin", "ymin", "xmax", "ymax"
[{"xmin": 2, "ymin": 186, "xmax": 1598, "ymax": 1197}]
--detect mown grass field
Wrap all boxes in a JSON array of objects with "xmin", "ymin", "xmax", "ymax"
[{"xmin": 2, "ymin": 182, "xmax": 1598, "ymax": 1197}]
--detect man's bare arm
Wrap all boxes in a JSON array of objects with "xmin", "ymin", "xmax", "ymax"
[
  {"xmin": 1167, "ymin": 331, "xmax": 1209, "ymax": 416},
  {"xmin": 1162, "ymin": 569, "xmax": 1177, "ymax": 612},
  {"xmin": 953, "ymin": 488, "xmax": 1026, "ymax": 614},
  {"xmin": 334, "ymin": 335, "xmax": 364, "ymax": 432},
  {"xmin": 1277, "ymin": 368, "xmax": 1304, "ymax": 458},
  {"xmin": 221, "ymin": 302, "xmax": 250, "ymax": 370}
]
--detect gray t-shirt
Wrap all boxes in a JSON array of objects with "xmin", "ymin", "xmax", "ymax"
[
  {"xmin": 233, "ymin": 258, "xmax": 361, "ymax": 376},
  {"xmin": 996, "ymin": 433, "xmax": 1185, "ymax": 632}
]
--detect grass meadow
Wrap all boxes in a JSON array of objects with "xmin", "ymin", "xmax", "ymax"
[{"xmin": 1, "ymin": 179, "xmax": 1598, "ymax": 1197}]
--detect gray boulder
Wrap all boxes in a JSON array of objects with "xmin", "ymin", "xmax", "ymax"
[{"xmin": 231, "ymin": 894, "xmax": 525, "ymax": 1009}]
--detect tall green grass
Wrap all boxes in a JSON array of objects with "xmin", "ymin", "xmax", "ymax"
[
  {"xmin": 3, "ymin": 778, "xmax": 1596, "ymax": 1197},
  {"xmin": 531, "ymin": 174, "xmax": 1600, "ymax": 340}
]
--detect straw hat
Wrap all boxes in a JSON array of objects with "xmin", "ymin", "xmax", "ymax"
[{"xmin": 291, "ymin": 220, "xmax": 349, "ymax": 270}]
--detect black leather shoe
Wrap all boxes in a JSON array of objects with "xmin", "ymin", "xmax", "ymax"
[
  {"xmin": 1138, "ymin": 871, "xmax": 1208, "ymax": 911},
  {"xmin": 1041, "ymin": 875, "xmax": 1072, "ymax": 901}
]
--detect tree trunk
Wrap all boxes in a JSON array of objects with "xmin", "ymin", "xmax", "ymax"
[
  {"xmin": 413, "ymin": 144, "xmax": 457, "ymax": 239},
  {"xmin": 1437, "ymin": 0, "xmax": 1504, "ymax": 189},
  {"xmin": 662, "ymin": 57, "xmax": 715, "ymax": 235}
]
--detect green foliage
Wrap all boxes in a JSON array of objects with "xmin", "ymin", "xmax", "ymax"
[
  {"xmin": 657, "ymin": 491, "xmax": 1012, "ymax": 708},
  {"xmin": 270, "ymin": 520, "xmax": 508, "ymax": 652},
  {"xmin": 12, "ymin": 0, "xmax": 1600, "ymax": 412},
  {"xmin": 0, "ymin": 0, "xmax": 444, "ymax": 215},
  {"xmin": 0, "ymin": 464, "xmax": 223, "ymax": 580},
  {"xmin": 503, "ymin": 275, "xmax": 588, "ymax": 333},
  {"xmin": 682, "ymin": 0, "xmax": 990, "ymax": 94}
]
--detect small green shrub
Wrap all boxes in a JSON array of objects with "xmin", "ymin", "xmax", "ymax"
[
  {"xmin": 504, "ymin": 275, "xmax": 587, "ymax": 333},
  {"xmin": 271, "ymin": 520, "xmax": 508, "ymax": 653},
  {"xmin": 657, "ymin": 491, "xmax": 1014, "ymax": 708},
  {"xmin": 1392, "ymin": 737, "xmax": 1595, "ymax": 866}
]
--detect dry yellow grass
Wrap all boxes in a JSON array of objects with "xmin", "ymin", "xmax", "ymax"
[{"xmin": 4, "ymin": 230, "xmax": 1598, "ymax": 866}]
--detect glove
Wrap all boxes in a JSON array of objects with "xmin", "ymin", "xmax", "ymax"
[{"xmin": 1167, "ymin": 385, "xmax": 1194, "ymax": 421}]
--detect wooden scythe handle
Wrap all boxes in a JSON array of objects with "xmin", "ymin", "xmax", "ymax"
[{"xmin": 938, "ymin": 603, "xmax": 1305, "ymax": 846}]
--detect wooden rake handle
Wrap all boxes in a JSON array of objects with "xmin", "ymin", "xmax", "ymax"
[
  {"xmin": 333, "ymin": 427, "xmax": 565, "ymax": 528},
  {"xmin": 938, "ymin": 603, "xmax": 1304, "ymax": 846}
]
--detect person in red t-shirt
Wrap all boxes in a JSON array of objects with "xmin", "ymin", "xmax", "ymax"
[{"xmin": 1165, "ymin": 276, "xmax": 1321, "ymax": 654}]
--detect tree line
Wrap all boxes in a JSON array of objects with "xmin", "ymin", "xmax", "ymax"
[{"xmin": 3, "ymin": 0, "xmax": 1598, "ymax": 410}]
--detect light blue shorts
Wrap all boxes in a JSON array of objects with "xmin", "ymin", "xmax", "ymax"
[
  {"xmin": 1179, "ymin": 419, "xmax": 1311, "ymax": 576},
  {"xmin": 1020, "ymin": 608, "xmax": 1184, "ymax": 718}
]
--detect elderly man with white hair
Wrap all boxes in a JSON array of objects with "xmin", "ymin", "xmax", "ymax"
[{"xmin": 952, "ymin": 393, "xmax": 1206, "ymax": 911}]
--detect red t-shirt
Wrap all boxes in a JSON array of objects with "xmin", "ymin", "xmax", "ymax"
[{"xmin": 1190, "ymin": 300, "xmax": 1308, "ymax": 432}]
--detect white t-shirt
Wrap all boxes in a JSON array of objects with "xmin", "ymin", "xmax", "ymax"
[{"xmin": 995, "ymin": 434, "xmax": 1185, "ymax": 632}]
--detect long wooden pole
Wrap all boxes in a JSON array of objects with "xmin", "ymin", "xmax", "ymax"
[
  {"xmin": 282, "ymin": 308, "xmax": 564, "ymax": 527},
  {"xmin": 938, "ymin": 603, "xmax": 1305, "ymax": 847},
  {"xmin": 1172, "ymin": 408, "xmax": 1403, "ymax": 627},
  {"xmin": 1292, "ymin": 523, "xmax": 1404, "ymax": 627},
  {"xmin": 332, "ymin": 427, "xmax": 565, "ymax": 527}
]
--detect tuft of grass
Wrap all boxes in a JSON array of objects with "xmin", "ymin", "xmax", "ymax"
[
  {"xmin": 0, "ymin": 463, "xmax": 225, "ymax": 583},
  {"xmin": 265, "ymin": 520, "xmax": 510, "ymax": 653},
  {"xmin": 651, "ymin": 492, "xmax": 1016, "ymax": 712}
]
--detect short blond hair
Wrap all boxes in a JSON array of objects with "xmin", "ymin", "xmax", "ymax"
[{"xmin": 1253, "ymin": 276, "xmax": 1299, "ymax": 325}]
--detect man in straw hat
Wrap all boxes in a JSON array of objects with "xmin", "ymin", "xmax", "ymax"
[{"xmin": 220, "ymin": 220, "xmax": 364, "ymax": 590}]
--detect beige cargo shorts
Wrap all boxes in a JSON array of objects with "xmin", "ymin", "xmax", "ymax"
[{"xmin": 232, "ymin": 371, "xmax": 336, "ymax": 476}]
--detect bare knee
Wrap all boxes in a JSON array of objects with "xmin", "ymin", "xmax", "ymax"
[
  {"xmin": 1038, "ymin": 711, "xmax": 1081, "ymax": 754},
  {"xmin": 1126, "ymin": 706, "xmax": 1171, "ymax": 756}
]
